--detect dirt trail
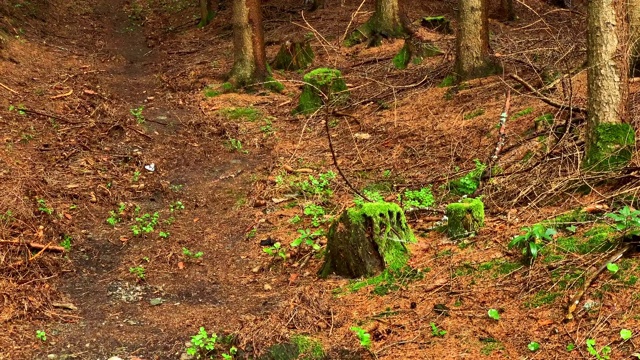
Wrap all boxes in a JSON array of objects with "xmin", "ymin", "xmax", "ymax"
[{"xmin": 39, "ymin": 1, "xmax": 277, "ymax": 358}]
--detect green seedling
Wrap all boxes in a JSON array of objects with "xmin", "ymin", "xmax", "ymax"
[
  {"xmin": 0, "ymin": 210, "xmax": 14, "ymax": 225},
  {"xmin": 447, "ymin": 159, "xmax": 486, "ymax": 195},
  {"xmin": 606, "ymin": 206, "xmax": 640, "ymax": 236},
  {"xmin": 222, "ymin": 346, "xmax": 238, "ymax": 360},
  {"xmin": 383, "ymin": 169, "xmax": 392, "ymax": 177},
  {"xmin": 131, "ymin": 212, "xmax": 159, "ymax": 236},
  {"xmin": 186, "ymin": 327, "xmax": 217, "ymax": 358},
  {"xmin": 621, "ymin": 329, "xmax": 632, "ymax": 341},
  {"xmin": 246, "ymin": 228, "xmax": 257, "ymax": 238},
  {"xmin": 430, "ymin": 322, "xmax": 447, "ymax": 337},
  {"xmin": 159, "ymin": 231, "xmax": 170, "ymax": 239},
  {"xmin": 295, "ymin": 171, "xmax": 336, "ymax": 198},
  {"xmin": 291, "ymin": 228, "xmax": 323, "ymax": 251},
  {"xmin": 60, "ymin": 234, "xmax": 72, "ymax": 251},
  {"xmin": 36, "ymin": 198, "xmax": 53, "ymax": 215},
  {"xmin": 567, "ymin": 343, "xmax": 576, "ymax": 351},
  {"xmin": 132, "ymin": 171, "xmax": 141, "ymax": 182},
  {"xmin": 107, "ymin": 203, "xmax": 126, "ymax": 226},
  {"xmin": 289, "ymin": 215, "xmax": 302, "ymax": 224},
  {"xmin": 170, "ymin": 201, "xmax": 185, "ymax": 212},
  {"xmin": 508, "ymin": 224, "xmax": 556, "ymax": 262},
  {"xmin": 129, "ymin": 265, "xmax": 145, "ymax": 280},
  {"xmin": 399, "ymin": 187, "xmax": 434, "ymax": 210},
  {"xmin": 606, "ymin": 263, "xmax": 619, "ymax": 273},
  {"xmin": 130, "ymin": 106, "xmax": 145, "ymax": 124},
  {"xmin": 226, "ymin": 138, "xmax": 247, "ymax": 153},
  {"xmin": 8, "ymin": 104, "xmax": 26, "ymax": 115},
  {"xmin": 170, "ymin": 184, "xmax": 184, "ymax": 192},
  {"xmin": 183, "ymin": 247, "xmax": 204, "ymax": 259},
  {"xmin": 263, "ymin": 242, "xmax": 286, "ymax": 260},
  {"xmin": 36, "ymin": 330, "xmax": 46, "ymax": 341},
  {"xmin": 528, "ymin": 342, "xmax": 540, "ymax": 351},
  {"xmin": 586, "ymin": 338, "xmax": 611, "ymax": 360},
  {"xmin": 488, "ymin": 308, "xmax": 500, "ymax": 320},
  {"xmin": 350, "ymin": 326, "xmax": 371, "ymax": 349},
  {"xmin": 304, "ymin": 204, "xmax": 326, "ymax": 227},
  {"xmin": 260, "ymin": 118, "xmax": 274, "ymax": 136}
]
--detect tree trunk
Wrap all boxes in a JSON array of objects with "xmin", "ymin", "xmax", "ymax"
[
  {"xmin": 345, "ymin": 0, "xmax": 407, "ymax": 47},
  {"xmin": 229, "ymin": 0, "xmax": 268, "ymax": 87},
  {"xmin": 455, "ymin": 0, "xmax": 495, "ymax": 81},
  {"xmin": 198, "ymin": 0, "xmax": 214, "ymax": 28},
  {"xmin": 499, "ymin": 0, "xmax": 515, "ymax": 21},
  {"xmin": 584, "ymin": 0, "xmax": 635, "ymax": 171},
  {"xmin": 630, "ymin": 0, "xmax": 640, "ymax": 76}
]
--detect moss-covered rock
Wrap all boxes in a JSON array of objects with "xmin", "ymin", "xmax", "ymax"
[
  {"xmin": 271, "ymin": 40, "xmax": 315, "ymax": 71},
  {"xmin": 446, "ymin": 198, "xmax": 485, "ymax": 239},
  {"xmin": 319, "ymin": 202, "xmax": 415, "ymax": 278},
  {"xmin": 295, "ymin": 68, "xmax": 349, "ymax": 115},
  {"xmin": 583, "ymin": 123, "xmax": 635, "ymax": 171}
]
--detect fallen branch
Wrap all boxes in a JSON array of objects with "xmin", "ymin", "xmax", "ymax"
[
  {"xmin": 509, "ymin": 73, "xmax": 587, "ymax": 114},
  {"xmin": 21, "ymin": 108, "xmax": 82, "ymax": 124},
  {"xmin": 0, "ymin": 240, "xmax": 66, "ymax": 253},
  {"xmin": 565, "ymin": 243, "xmax": 632, "ymax": 321},
  {"xmin": 0, "ymin": 81, "xmax": 18, "ymax": 94}
]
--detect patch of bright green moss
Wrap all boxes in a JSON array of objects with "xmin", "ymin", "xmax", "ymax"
[
  {"xmin": 392, "ymin": 44, "xmax": 411, "ymax": 70},
  {"xmin": 291, "ymin": 336, "xmax": 324, "ymax": 360},
  {"xmin": 347, "ymin": 266, "xmax": 426, "ymax": 295},
  {"xmin": 219, "ymin": 106, "xmax": 261, "ymax": 122},
  {"xmin": 295, "ymin": 68, "xmax": 349, "ymax": 115},
  {"xmin": 525, "ymin": 291, "xmax": 562, "ymax": 308},
  {"xmin": 446, "ymin": 198, "xmax": 485, "ymax": 239},
  {"xmin": 583, "ymin": 123, "xmax": 635, "ymax": 171}
]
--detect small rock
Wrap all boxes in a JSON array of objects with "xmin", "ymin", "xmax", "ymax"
[
  {"xmin": 149, "ymin": 298, "xmax": 164, "ymax": 306},
  {"xmin": 263, "ymin": 284, "xmax": 272, "ymax": 291},
  {"xmin": 252, "ymin": 266, "xmax": 261, "ymax": 273},
  {"xmin": 107, "ymin": 357, "xmax": 123, "ymax": 360},
  {"xmin": 47, "ymin": 354, "xmax": 57, "ymax": 359}
]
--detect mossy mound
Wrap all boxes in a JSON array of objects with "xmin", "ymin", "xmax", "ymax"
[
  {"xmin": 260, "ymin": 336, "xmax": 324, "ymax": 360},
  {"xmin": 583, "ymin": 123, "xmax": 635, "ymax": 171},
  {"xmin": 295, "ymin": 68, "xmax": 349, "ymax": 115},
  {"xmin": 319, "ymin": 202, "xmax": 415, "ymax": 278},
  {"xmin": 393, "ymin": 38, "xmax": 443, "ymax": 70},
  {"xmin": 446, "ymin": 198, "xmax": 485, "ymax": 239},
  {"xmin": 271, "ymin": 40, "xmax": 315, "ymax": 71}
]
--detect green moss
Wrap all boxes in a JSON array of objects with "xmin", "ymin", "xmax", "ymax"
[
  {"xmin": 295, "ymin": 68, "xmax": 349, "ymax": 115},
  {"xmin": 346, "ymin": 202, "xmax": 415, "ymax": 271},
  {"xmin": 583, "ymin": 123, "xmax": 635, "ymax": 171},
  {"xmin": 525, "ymin": 291, "xmax": 562, "ymax": 308},
  {"xmin": 291, "ymin": 336, "xmax": 324, "ymax": 360},
  {"xmin": 439, "ymin": 75, "xmax": 455, "ymax": 88},
  {"xmin": 446, "ymin": 198, "xmax": 485, "ymax": 239},
  {"xmin": 393, "ymin": 44, "xmax": 411, "ymax": 70},
  {"xmin": 219, "ymin": 107, "xmax": 261, "ymax": 122},
  {"xmin": 420, "ymin": 15, "xmax": 452, "ymax": 34},
  {"xmin": 347, "ymin": 266, "xmax": 425, "ymax": 295},
  {"xmin": 265, "ymin": 77, "xmax": 285, "ymax": 93},
  {"xmin": 580, "ymin": 225, "xmax": 617, "ymax": 253},
  {"xmin": 464, "ymin": 108, "xmax": 485, "ymax": 120}
]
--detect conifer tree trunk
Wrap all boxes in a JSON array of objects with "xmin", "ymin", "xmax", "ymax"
[
  {"xmin": 499, "ymin": 0, "xmax": 515, "ymax": 21},
  {"xmin": 455, "ymin": 0, "xmax": 494, "ymax": 81},
  {"xmin": 629, "ymin": 0, "xmax": 640, "ymax": 75},
  {"xmin": 584, "ymin": 0, "xmax": 635, "ymax": 170},
  {"xmin": 229, "ymin": 0, "xmax": 267, "ymax": 86},
  {"xmin": 198, "ymin": 0, "xmax": 214, "ymax": 27},
  {"xmin": 345, "ymin": 0, "xmax": 407, "ymax": 46}
]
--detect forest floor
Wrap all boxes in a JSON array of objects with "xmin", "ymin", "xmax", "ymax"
[{"xmin": 2, "ymin": 0, "xmax": 640, "ymax": 359}]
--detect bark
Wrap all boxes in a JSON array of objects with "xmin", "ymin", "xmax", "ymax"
[
  {"xmin": 499, "ymin": 0, "xmax": 515, "ymax": 21},
  {"xmin": 345, "ymin": 0, "xmax": 407, "ymax": 46},
  {"xmin": 198, "ymin": 0, "xmax": 214, "ymax": 28},
  {"xmin": 229, "ymin": 0, "xmax": 267, "ymax": 86},
  {"xmin": 584, "ymin": 0, "xmax": 634, "ymax": 170},
  {"xmin": 630, "ymin": 0, "xmax": 640, "ymax": 75},
  {"xmin": 455, "ymin": 0, "xmax": 494, "ymax": 81}
]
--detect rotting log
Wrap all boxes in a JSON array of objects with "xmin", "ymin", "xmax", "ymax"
[{"xmin": 319, "ymin": 202, "xmax": 415, "ymax": 278}]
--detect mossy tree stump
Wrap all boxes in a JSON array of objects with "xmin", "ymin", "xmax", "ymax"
[
  {"xmin": 583, "ymin": 123, "xmax": 635, "ymax": 171},
  {"xmin": 319, "ymin": 202, "xmax": 416, "ymax": 278},
  {"xmin": 446, "ymin": 198, "xmax": 485, "ymax": 239},
  {"xmin": 271, "ymin": 40, "xmax": 314, "ymax": 71},
  {"xmin": 393, "ymin": 37, "xmax": 443, "ymax": 70},
  {"xmin": 295, "ymin": 68, "xmax": 349, "ymax": 114}
]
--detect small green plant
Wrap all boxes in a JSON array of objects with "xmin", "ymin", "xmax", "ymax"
[
  {"xmin": 221, "ymin": 346, "xmax": 238, "ymax": 360},
  {"xmin": 464, "ymin": 108, "xmax": 485, "ymax": 120},
  {"xmin": 383, "ymin": 169, "xmax": 392, "ymax": 177},
  {"xmin": 129, "ymin": 265, "xmax": 145, "ymax": 280},
  {"xmin": 183, "ymin": 247, "xmax": 204, "ymax": 259},
  {"xmin": 9, "ymin": 104, "xmax": 26, "ymax": 115},
  {"xmin": 130, "ymin": 106, "xmax": 145, "ymax": 124},
  {"xmin": 295, "ymin": 171, "xmax": 336, "ymax": 198},
  {"xmin": 430, "ymin": 322, "xmax": 447, "ymax": 337},
  {"xmin": 439, "ymin": 75, "xmax": 455, "ymax": 88},
  {"xmin": 170, "ymin": 201, "xmax": 185, "ymax": 212},
  {"xmin": 487, "ymin": 308, "xmax": 500, "ymax": 320},
  {"xmin": 36, "ymin": 330, "xmax": 46, "ymax": 341},
  {"xmin": 36, "ymin": 198, "xmax": 53, "ymax": 215},
  {"xmin": 447, "ymin": 159, "xmax": 486, "ymax": 195},
  {"xmin": 621, "ymin": 329, "xmax": 632, "ymax": 341},
  {"xmin": 511, "ymin": 107, "xmax": 533, "ymax": 120},
  {"xmin": 606, "ymin": 263, "xmax": 619, "ymax": 273},
  {"xmin": 528, "ymin": 341, "xmax": 540, "ymax": 352},
  {"xmin": 107, "ymin": 203, "xmax": 126, "ymax": 226},
  {"xmin": 350, "ymin": 326, "xmax": 371, "ymax": 349},
  {"xmin": 131, "ymin": 212, "xmax": 160, "ymax": 236},
  {"xmin": 263, "ymin": 242, "xmax": 287, "ymax": 260},
  {"xmin": 567, "ymin": 343, "xmax": 576, "ymax": 351},
  {"xmin": 132, "ymin": 171, "xmax": 141, "ymax": 182},
  {"xmin": 291, "ymin": 229, "xmax": 323, "ymax": 251},
  {"xmin": 186, "ymin": 327, "xmax": 218, "ymax": 358},
  {"xmin": 60, "ymin": 234, "xmax": 72, "ymax": 251},
  {"xmin": 399, "ymin": 187, "xmax": 435, "ymax": 210},
  {"xmin": 226, "ymin": 138, "xmax": 247, "ymax": 153},
  {"xmin": 304, "ymin": 204, "xmax": 326, "ymax": 227},
  {"xmin": 606, "ymin": 206, "xmax": 640, "ymax": 236},
  {"xmin": 159, "ymin": 231, "xmax": 170, "ymax": 239},
  {"xmin": 260, "ymin": 119, "xmax": 274, "ymax": 136},
  {"xmin": 0, "ymin": 210, "xmax": 14, "ymax": 225},
  {"xmin": 586, "ymin": 338, "xmax": 611, "ymax": 360},
  {"xmin": 170, "ymin": 184, "xmax": 184, "ymax": 192},
  {"xmin": 508, "ymin": 224, "xmax": 557, "ymax": 261},
  {"xmin": 289, "ymin": 215, "xmax": 302, "ymax": 224}
]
